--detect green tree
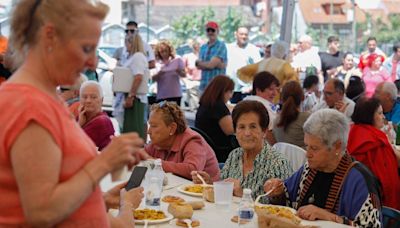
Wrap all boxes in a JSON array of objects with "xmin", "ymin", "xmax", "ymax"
[{"xmin": 219, "ymin": 7, "xmax": 242, "ymax": 43}]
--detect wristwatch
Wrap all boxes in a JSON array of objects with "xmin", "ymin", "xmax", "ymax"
[{"xmin": 341, "ymin": 216, "xmax": 350, "ymax": 225}]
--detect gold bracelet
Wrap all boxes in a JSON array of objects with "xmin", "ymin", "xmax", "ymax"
[{"xmin": 82, "ymin": 166, "xmax": 97, "ymax": 192}]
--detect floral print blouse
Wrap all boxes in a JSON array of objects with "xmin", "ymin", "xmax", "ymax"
[{"xmin": 220, "ymin": 143, "xmax": 292, "ymax": 201}]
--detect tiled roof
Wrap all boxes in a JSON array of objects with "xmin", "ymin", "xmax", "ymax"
[{"xmin": 298, "ymin": 0, "xmax": 366, "ymax": 24}]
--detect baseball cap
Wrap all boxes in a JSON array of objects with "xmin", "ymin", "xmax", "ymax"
[{"xmin": 205, "ymin": 21, "xmax": 219, "ymax": 30}]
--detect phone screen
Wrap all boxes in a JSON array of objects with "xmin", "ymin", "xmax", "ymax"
[{"xmin": 125, "ymin": 166, "xmax": 148, "ymax": 191}]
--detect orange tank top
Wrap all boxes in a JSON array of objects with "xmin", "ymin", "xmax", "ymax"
[{"xmin": 0, "ymin": 83, "xmax": 109, "ymax": 227}]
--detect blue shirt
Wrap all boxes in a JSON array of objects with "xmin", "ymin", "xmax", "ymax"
[
  {"xmin": 384, "ymin": 97, "xmax": 400, "ymax": 125},
  {"xmin": 199, "ymin": 39, "xmax": 227, "ymax": 91}
]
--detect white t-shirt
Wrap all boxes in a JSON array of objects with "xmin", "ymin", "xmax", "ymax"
[
  {"xmin": 226, "ymin": 42, "xmax": 262, "ymax": 91},
  {"xmin": 121, "ymin": 52, "xmax": 149, "ymax": 103},
  {"xmin": 243, "ymin": 95, "xmax": 277, "ymax": 130}
]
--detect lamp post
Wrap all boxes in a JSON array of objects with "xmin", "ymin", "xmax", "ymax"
[
  {"xmin": 146, "ymin": 0, "xmax": 150, "ymax": 42},
  {"xmin": 351, "ymin": 0, "xmax": 356, "ymax": 52}
]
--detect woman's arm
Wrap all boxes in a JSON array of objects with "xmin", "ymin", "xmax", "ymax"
[
  {"xmin": 11, "ymin": 122, "xmax": 143, "ymax": 226},
  {"xmin": 218, "ymin": 115, "xmax": 234, "ymax": 136}
]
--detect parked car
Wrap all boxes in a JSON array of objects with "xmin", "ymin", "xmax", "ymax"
[{"xmin": 97, "ymin": 48, "xmax": 117, "ymax": 109}]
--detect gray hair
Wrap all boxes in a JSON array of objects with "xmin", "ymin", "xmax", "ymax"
[
  {"xmin": 80, "ymin": 80, "xmax": 104, "ymax": 98},
  {"xmin": 381, "ymin": 81, "xmax": 398, "ymax": 100},
  {"xmin": 303, "ymin": 109, "xmax": 349, "ymax": 152},
  {"xmin": 271, "ymin": 40, "xmax": 289, "ymax": 59}
]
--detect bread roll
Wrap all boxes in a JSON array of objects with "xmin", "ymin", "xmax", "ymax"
[
  {"xmin": 203, "ymin": 186, "xmax": 214, "ymax": 202},
  {"xmin": 186, "ymin": 201, "xmax": 205, "ymax": 210},
  {"xmin": 168, "ymin": 202, "xmax": 193, "ymax": 219}
]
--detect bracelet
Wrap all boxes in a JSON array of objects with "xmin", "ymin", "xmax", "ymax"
[{"xmin": 82, "ymin": 166, "xmax": 97, "ymax": 192}]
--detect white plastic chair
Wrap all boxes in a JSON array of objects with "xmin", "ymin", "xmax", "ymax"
[{"xmin": 273, "ymin": 142, "xmax": 306, "ymax": 173}]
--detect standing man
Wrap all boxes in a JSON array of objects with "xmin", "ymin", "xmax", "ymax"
[
  {"xmin": 319, "ymin": 36, "xmax": 344, "ymax": 82},
  {"xmin": 113, "ymin": 21, "xmax": 156, "ymax": 69},
  {"xmin": 383, "ymin": 42, "xmax": 400, "ymax": 81},
  {"xmin": 291, "ymin": 34, "xmax": 322, "ymax": 84},
  {"xmin": 226, "ymin": 26, "xmax": 262, "ymax": 102},
  {"xmin": 358, "ymin": 37, "xmax": 386, "ymax": 71},
  {"xmin": 196, "ymin": 21, "xmax": 227, "ymax": 92}
]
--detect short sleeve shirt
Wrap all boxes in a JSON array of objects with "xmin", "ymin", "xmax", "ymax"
[{"xmin": 199, "ymin": 39, "xmax": 227, "ymax": 91}]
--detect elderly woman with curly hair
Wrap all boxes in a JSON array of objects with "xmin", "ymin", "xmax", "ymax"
[
  {"xmin": 265, "ymin": 109, "xmax": 382, "ymax": 227},
  {"xmin": 153, "ymin": 39, "xmax": 186, "ymax": 104},
  {"xmin": 144, "ymin": 101, "xmax": 220, "ymax": 181}
]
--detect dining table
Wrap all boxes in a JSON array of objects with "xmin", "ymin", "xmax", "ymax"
[{"xmin": 100, "ymin": 170, "xmax": 352, "ymax": 228}]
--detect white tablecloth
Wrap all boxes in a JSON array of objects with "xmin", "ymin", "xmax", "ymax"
[{"xmin": 100, "ymin": 172, "xmax": 351, "ymax": 228}]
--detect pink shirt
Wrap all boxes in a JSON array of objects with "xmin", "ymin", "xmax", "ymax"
[
  {"xmin": 145, "ymin": 128, "xmax": 220, "ymax": 181},
  {"xmin": 362, "ymin": 67, "xmax": 391, "ymax": 97},
  {"xmin": 0, "ymin": 83, "xmax": 109, "ymax": 227},
  {"xmin": 155, "ymin": 57, "xmax": 184, "ymax": 100}
]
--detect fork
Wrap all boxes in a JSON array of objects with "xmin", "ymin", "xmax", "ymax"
[
  {"xmin": 143, "ymin": 220, "xmax": 148, "ymax": 228},
  {"xmin": 255, "ymin": 183, "xmax": 283, "ymax": 204},
  {"xmin": 196, "ymin": 173, "xmax": 211, "ymax": 187},
  {"xmin": 183, "ymin": 219, "xmax": 193, "ymax": 228}
]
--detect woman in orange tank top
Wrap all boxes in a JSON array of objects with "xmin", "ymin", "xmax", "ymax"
[{"xmin": 0, "ymin": 0, "xmax": 148, "ymax": 227}]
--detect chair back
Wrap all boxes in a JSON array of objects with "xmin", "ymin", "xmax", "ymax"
[
  {"xmin": 382, "ymin": 206, "xmax": 400, "ymax": 228},
  {"xmin": 190, "ymin": 126, "xmax": 217, "ymax": 150},
  {"xmin": 273, "ymin": 142, "xmax": 306, "ymax": 173}
]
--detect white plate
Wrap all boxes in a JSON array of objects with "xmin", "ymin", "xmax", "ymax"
[
  {"xmin": 177, "ymin": 184, "xmax": 203, "ymax": 197},
  {"xmin": 254, "ymin": 203, "xmax": 297, "ymax": 214},
  {"xmin": 134, "ymin": 210, "xmax": 173, "ymax": 224}
]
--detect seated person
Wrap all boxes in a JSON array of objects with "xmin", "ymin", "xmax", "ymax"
[
  {"xmin": 345, "ymin": 76, "xmax": 365, "ymax": 103},
  {"xmin": 59, "ymin": 74, "xmax": 87, "ymax": 117},
  {"xmin": 195, "ymin": 75, "xmax": 235, "ymax": 162},
  {"xmin": 347, "ymin": 97, "xmax": 400, "ymax": 210},
  {"xmin": 264, "ymin": 109, "xmax": 382, "ymax": 227},
  {"xmin": 312, "ymin": 78, "xmax": 355, "ymax": 119},
  {"xmin": 244, "ymin": 71, "xmax": 280, "ymax": 145},
  {"xmin": 78, "ymin": 81, "xmax": 114, "ymax": 150},
  {"xmin": 192, "ymin": 100, "xmax": 292, "ymax": 200},
  {"xmin": 374, "ymin": 81, "xmax": 400, "ymax": 125},
  {"xmin": 145, "ymin": 101, "xmax": 220, "ymax": 181},
  {"xmin": 273, "ymin": 81, "xmax": 310, "ymax": 149}
]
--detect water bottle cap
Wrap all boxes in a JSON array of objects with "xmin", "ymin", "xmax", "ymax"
[
  {"xmin": 154, "ymin": 159, "xmax": 162, "ymax": 165},
  {"xmin": 243, "ymin": 188, "xmax": 251, "ymax": 194}
]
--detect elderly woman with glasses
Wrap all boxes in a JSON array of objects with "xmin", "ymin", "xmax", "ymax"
[
  {"xmin": 78, "ymin": 81, "xmax": 114, "ymax": 150},
  {"xmin": 143, "ymin": 101, "xmax": 220, "ymax": 181},
  {"xmin": 264, "ymin": 109, "xmax": 382, "ymax": 227}
]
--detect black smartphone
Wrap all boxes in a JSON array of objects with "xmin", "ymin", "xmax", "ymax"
[{"xmin": 125, "ymin": 166, "xmax": 148, "ymax": 191}]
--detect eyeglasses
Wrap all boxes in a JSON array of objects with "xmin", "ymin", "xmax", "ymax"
[
  {"xmin": 125, "ymin": 29, "xmax": 137, "ymax": 34},
  {"xmin": 323, "ymin": 91, "xmax": 335, "ymax": 97},
  {"xmin": 206, "ymin": 28, "xmax": 216, "ymax": 33},
  {"xmin": 158, "ymin": 100, "xmax": 177, "ymax": 123}
]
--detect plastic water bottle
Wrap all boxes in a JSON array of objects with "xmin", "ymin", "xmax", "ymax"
[
  {"xmin": 238, "ymin": 188, "xmax": 254, "ymax": 227},
  {"xmin": 145, "ymin": 177, "xmax": 161, "ymax": 210}
]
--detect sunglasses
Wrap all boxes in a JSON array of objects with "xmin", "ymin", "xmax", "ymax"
[
  {"xmin": 206, "ymin": 28, "xmax": 216, "ymax": 33},
  {"xmin": 125, "ymin": 29, "xmax": 137, "ymax": 34},
  {"xmin": 158, "ymin": 101, "xmax": 177, "ymax": 122}
]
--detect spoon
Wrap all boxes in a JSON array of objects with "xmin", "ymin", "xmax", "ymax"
[
  {"xmin": 183, "ymin": 219, "xmax": 193, "ymax": 228},
  {"xmin": 196, "ymin": 173, "xmax": 211, "ymax": 187},
  {"xmin": 255, "ymin": 183, "xmax": 283, "ymax": 204},
  {"xmin": 143, "ymin": 219, "xmax": 148, "ymax": 228}
]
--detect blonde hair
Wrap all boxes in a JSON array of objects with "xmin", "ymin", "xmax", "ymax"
[
  {"xmin": 10, "ymin": 0, "xmax": 109, "ymax": 60},
  {"xmin": 125, "ymin": 33, "xmax": 145, "ymax": 55}
]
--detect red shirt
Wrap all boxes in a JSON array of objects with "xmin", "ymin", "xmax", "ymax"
[
  {"xmin": 82, "ymin": 112, "xmax": 114, "ymax": 151},
  {"xmin": 0, "ymin": 83, "xmax": 109, "ymax": 227},
  {"xmin": 347, "ymin": 124, "xmax": 400, "ymax": 210},
  {"xmin": 145, "ymin": 128, "xmax": 220, "ymax": 181}
]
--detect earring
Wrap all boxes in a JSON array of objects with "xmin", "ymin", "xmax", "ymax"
[
  {"xmin": 169, "ymin": 132, "xmax": 173, "ymax": 136},
  {"xmin": 335, "ymin": 153, "xmax": 339, "ymax": 156}
]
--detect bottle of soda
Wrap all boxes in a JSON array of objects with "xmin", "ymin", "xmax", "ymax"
[{"xmin": 238, "ymin": 188, "xmax": 254, "ymax": 227}]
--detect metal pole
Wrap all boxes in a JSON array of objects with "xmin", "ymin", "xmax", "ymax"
[
  {"xmin": 280, "ymin": 0, "xmax": 295, "ymax": 44},
  {"xmin": 146, "ymin": 0, "xmax": 150, "ymax": 42},
  {"xmin": 329, "ymin": 0, "xmax": 333, "ymax": 34},
  {"xmin": 352, "ymin": 0, "xmax": 356, "ymax": 52}
]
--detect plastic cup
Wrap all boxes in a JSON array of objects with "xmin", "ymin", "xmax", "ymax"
[{"xmin": 213, "ymin": 181, "xmax": 234, "ymax": 211}]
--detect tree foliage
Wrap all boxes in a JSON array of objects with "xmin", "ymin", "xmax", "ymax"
[{"xmin": 172, "ymin": 6, "xmax": 242, "ymax": 46}]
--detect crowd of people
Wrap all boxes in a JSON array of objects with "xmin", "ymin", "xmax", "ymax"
[{"xmin": 0, "ymin": 0, "xmax": 400, "ymax": 227}]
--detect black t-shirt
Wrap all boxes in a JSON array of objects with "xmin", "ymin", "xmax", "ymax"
[
  {"xmin": 195, "ymin": 101, "xmax": 231, "ymax": 161},
  {"xmin": 319, "ymin": 51, "xmax": 344, "ymax": 82},
  {"xmin": 300, "ymin": 171, "xmax": 335, "ymax": 208}
]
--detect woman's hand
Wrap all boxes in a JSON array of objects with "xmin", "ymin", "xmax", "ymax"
[
  {"xmin": 98, "ymin": 133, "xmax": 144, "ymax": 173},
  {"xmin": 224, "ymin": 178, "xmax": 242, "ymax": 197},
  {"xmin": 78, "ymin": 105, "xmax": 87, "ymax": 126},
  {"xmin": 190, "ymin": 171, "xmax": 212, "ymax": 184},
  {"xmin": 120, "ymin": 187, "xmax": 144, "ymax": 209},
  {"xmin": 104, "ymin": 182, "xmax": 127, "ymax": 210},
  {"xmin": 123, "ymin": 96, "xmax": 134, "ymax": 108},
  {"xmin": 297, "ymin": 205, "xmax": 339, "ymax": 222},
  {"xmin": 263, "ymin": 178, "xmax": 284, "ymax": 197}
]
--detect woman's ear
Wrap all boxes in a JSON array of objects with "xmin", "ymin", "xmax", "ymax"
[
  {"xmin": 41, "ymin": 23, "xmax": 57, "ymax": 49},
  {"xmin": 169, "ymin": 122, "xmax": 178, "ymax": 136}
]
